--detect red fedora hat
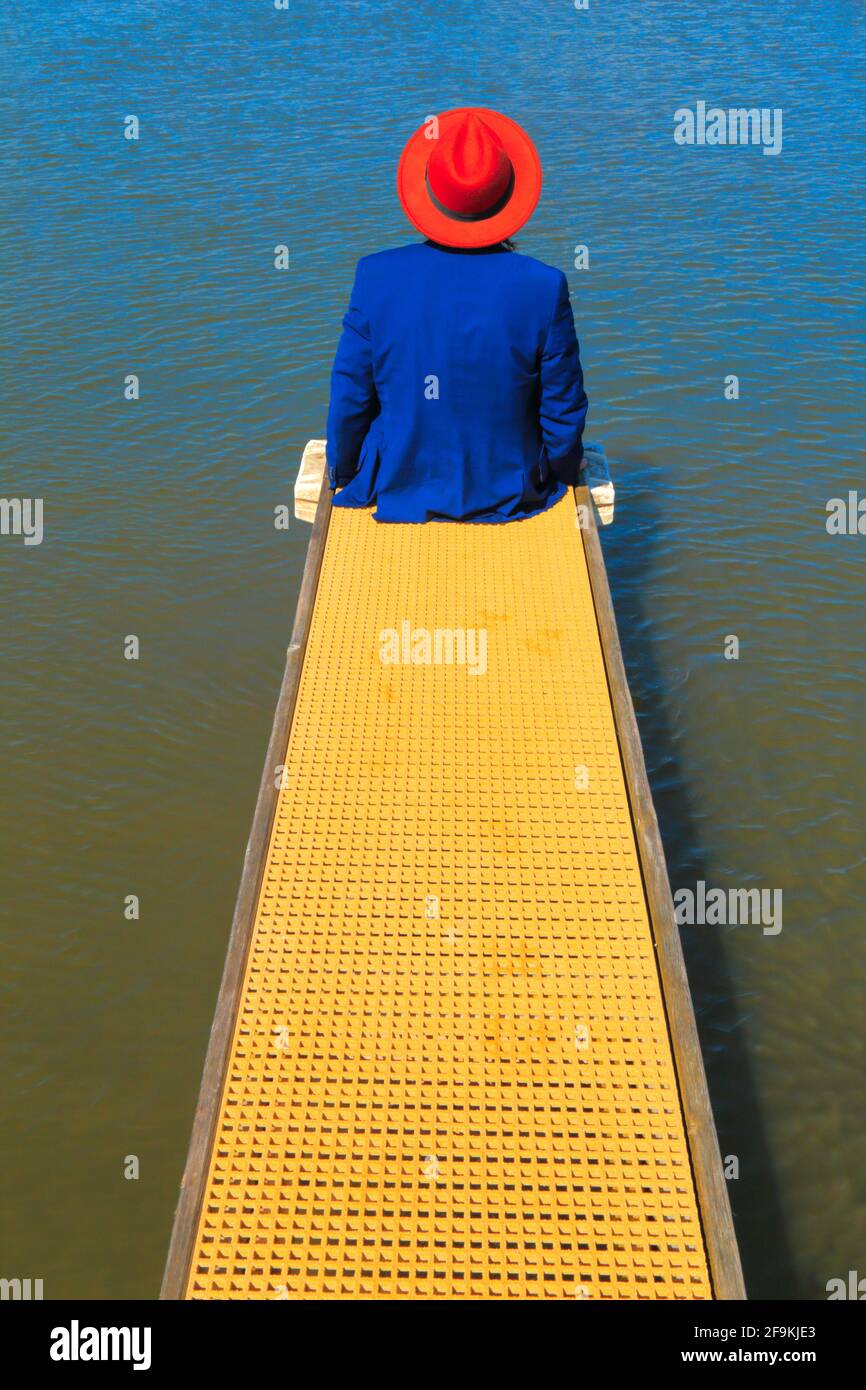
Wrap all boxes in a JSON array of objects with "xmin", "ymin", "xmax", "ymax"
[{"xmin": 397, "ymin": 107, "xmax": 542, "ymax": 249}]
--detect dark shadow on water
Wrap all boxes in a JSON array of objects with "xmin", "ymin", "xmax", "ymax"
[{"xmin": 600, "ymin": 458, "xmax": 799, "ymax": 1300}]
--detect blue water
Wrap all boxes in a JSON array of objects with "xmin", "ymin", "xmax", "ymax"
[{"xmin": 1, "ymin": 0, "xmax": 865, "ymax": 1298}]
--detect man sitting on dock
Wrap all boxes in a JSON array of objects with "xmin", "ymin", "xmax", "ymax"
[{"xmin": 326, "ymin": 106, "xmax": 588, "ymax": 525}]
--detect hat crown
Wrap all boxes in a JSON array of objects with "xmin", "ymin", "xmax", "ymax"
[{"xmin": 427, "ymin": 111, "xmax": 513, "ymax": 217}]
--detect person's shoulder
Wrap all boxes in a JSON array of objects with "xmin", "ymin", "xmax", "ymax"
[
  {"xmin": 507, "ymin": 251, "xmax": 568, "ymax": 294},
  {"xmin": 355, "ymin": 243, "xmax": 428, "ymax": 274},
  {"xmin": 351, "ymin": 243, "xmax": 428, "ymax": 296}
]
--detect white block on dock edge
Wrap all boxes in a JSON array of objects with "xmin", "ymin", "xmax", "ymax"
[
  {"xmin": 294, "ymin": 439, "xmax": 327, "ymax": 522},
  {"xmin": 580, "ymin": 441, "xmax": 615, "ymax": 526}
]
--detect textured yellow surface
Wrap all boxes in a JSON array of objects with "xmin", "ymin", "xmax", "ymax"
[{"xmin": 186, "ymin": 492, "xmax": 711, "ymax": 1300}]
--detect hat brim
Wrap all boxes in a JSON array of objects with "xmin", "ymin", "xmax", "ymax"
[{"xmin": 397, "ymin": 107, "xmax": 542, "ymax": 249}]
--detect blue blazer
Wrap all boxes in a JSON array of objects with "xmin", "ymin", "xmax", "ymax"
[{"xmin": 326, "ymin": 241, "xmax": 588, "ymax": 524}]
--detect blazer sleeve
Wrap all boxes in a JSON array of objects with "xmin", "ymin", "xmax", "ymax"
[
  {"xmin": 326, "ymin": 261, "xmax": 379, "ymax": 488},
  {"xmin": 539, "ymin": 272, "xmax": 588, "ymax": 485}
]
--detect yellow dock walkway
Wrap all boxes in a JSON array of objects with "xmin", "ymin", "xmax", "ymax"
[{"xmin": 162, "ymin": 483, "xmax": 743, "ymax": 1300}]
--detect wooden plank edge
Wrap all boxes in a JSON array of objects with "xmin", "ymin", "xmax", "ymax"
[
  {"xmin": 160, "ymin": 478, "xmax": 334, "ymax": 1299},
  {"xmin": 575, "ymin": 484, "xmax": 746, "ymax": 1301}
]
